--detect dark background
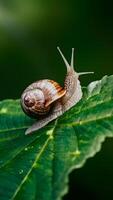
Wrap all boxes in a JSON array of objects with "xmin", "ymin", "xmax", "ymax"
[{"xmin": 0, "ymin": 0, "xmax": 113, "ymax": 199}]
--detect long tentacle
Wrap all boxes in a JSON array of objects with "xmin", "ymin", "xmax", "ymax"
[
  {"xmin": 71, "ymin": 48, "xmax": 74, "ymax": 68},
  {"xmin": 57, "ymin": 47, "xmax": 70, "ymax": 72}
]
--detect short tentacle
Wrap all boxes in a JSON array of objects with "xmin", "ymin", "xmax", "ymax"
[{"xmin": 78, "ymin": 72, "xmax": 94, "ymax": 76}]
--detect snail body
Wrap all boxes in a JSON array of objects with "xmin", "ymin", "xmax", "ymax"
[{"xmin": 21, "ymin": 47, "xmax": 93, "ymax": 135}]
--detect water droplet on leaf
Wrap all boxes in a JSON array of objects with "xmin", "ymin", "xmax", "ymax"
[{"xmin": 19, "ymin": 169, "xmax": 24, "ymax": 174}]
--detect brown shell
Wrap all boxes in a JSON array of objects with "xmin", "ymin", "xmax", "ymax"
[{"xmin": 21, "ymin": 79, "xmax": 66, "ymax": 117}]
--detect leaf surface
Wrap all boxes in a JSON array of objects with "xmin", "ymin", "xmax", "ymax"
[{"xmin": 0, "ymin": 75, "xmax": 113, "ymax": 200}]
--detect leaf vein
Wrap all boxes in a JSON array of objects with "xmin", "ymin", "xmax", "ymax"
[{"xmin": 11, "ymin": 136, "xmax": 51, "ymax": 200}]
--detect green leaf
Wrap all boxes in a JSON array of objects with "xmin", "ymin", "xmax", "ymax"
[{"xmin": 0, "ymin": 75, "xmax": 113, "ymax": 200}]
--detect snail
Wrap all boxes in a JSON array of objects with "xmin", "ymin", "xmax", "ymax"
[{"xmin": 21, "ymin": 47, "xmax": 93, "ymax": 135}]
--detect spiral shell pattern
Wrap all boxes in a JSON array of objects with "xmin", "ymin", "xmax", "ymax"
[{"xmin": 21, "ymin": 79, "xmax": 66, "ymax": 117}]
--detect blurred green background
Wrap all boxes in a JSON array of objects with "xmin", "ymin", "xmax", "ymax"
[{"xmin": 0, "ymin": 0, "xmax": 113, "ymax": 199}]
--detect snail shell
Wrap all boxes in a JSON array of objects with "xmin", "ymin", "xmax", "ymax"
[{"xmin": 21, "ymin": 79, "xmax": 66, "ymax": 117}]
